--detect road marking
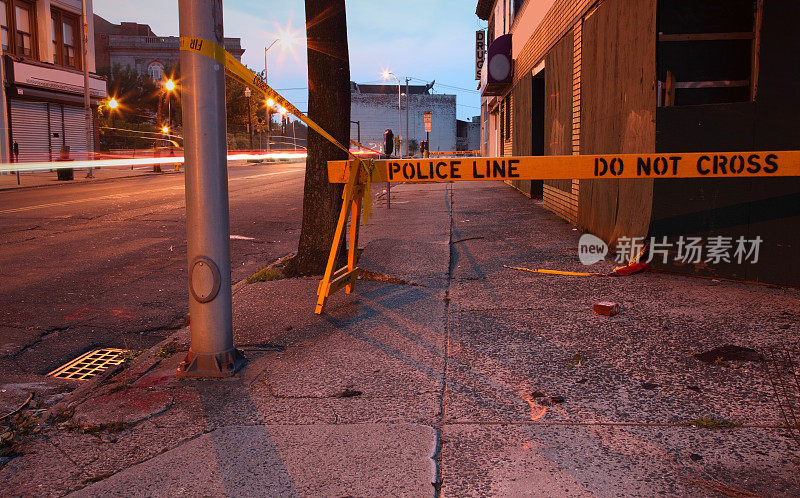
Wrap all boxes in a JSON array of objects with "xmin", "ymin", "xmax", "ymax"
[
  {"xmin": 230, "ymin": 235, "xmax": 255, "ymax": 240},
  {"xmin": 0, "ymin": 169, "xmax": 301, "ymax": 214}
]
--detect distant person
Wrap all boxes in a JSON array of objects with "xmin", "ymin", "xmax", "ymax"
[
  {"xmin": 383, "ymin": 129, "xmax": 394, "ymax": 158},
  {"xmin": 12, "ymin": 141, "xmax": 18, "ymax": 162}
]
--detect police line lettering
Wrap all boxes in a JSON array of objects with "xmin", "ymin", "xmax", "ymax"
[
  {"xmin": 388, "ymin": 159, "xmax": 520, "ymax": 181},
  {"xmin": 326, "ymin": 151, "xmax": 799, "ymax": 183}
]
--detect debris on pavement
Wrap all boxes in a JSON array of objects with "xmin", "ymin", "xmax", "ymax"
[
  {"xmin": 693, "ymin": 345, "xmax": 762, "ymax": 364},
  {"xmin": 593, "ymin": 301, "xmax": 620, "ymax": 316},
  {"xmin": 571, "ymin": 353, "xmax": 588, "ymax": 367}
]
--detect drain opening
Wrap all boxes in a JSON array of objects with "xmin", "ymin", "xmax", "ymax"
[{"xmin": 47, "ymin": 348, "xmax": 128, "ymax": 380}]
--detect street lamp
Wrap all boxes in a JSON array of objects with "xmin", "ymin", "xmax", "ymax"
[
  {"xmin": 106, "ymin": 97, "xmax": 119, "ymax": 128},
  {"xmin": 244, "ymin": 87, "xmax": 253, "ymax": 150},
  {"xmin": 164, "ymin": 78, "xmax": 176, "ymax": 134},
  {"xmin": 264, "ymin": 39, "xmax": 278, "ymax": 152},
  {"xmin": 278, "ymin": 107, "xmax": 287, "ymax": 148},
  {"xmin": 381, "ymin": 69, "xmax": 403, "ymax": 209},
  {"xmin": 381, "ymin": 70, "xmax": 402, "ymax": 157}
]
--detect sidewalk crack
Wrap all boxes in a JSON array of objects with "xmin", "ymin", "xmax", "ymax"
[{"xmin": 433, "ymin": 183, "xmax": 455, "ymax": 497}]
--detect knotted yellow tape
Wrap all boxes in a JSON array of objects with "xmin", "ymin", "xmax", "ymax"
[{"xmin": 179, "ymin": 36, "xmax": 375, "ymax": 225}]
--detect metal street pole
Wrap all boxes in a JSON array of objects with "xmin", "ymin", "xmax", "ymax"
[
  {"xmin": 81, "ymin": 0, "xmax": 93, "ymax": 178},
  {"xmin": 0, "ymin": 46, "xmax": 10, "ymax": 166},
  {"xmin": 263, "ymin": 40, "xmax": 277, "ymax": 153},
  {"xmin": 390, "ymin": 73, "xmax": 402, "ymax": 209},
  {"xmin": 244, "ymin": 87, "xmax": 253, "ymax": 149},
  {"xmin": 405, "ymin": 77, "xmax": 410, "ymax": 158},
  {"xmin": 264, "ymin": 47, "xmax": 270, "ymax": 152},
  {"xmin": 176, "ymin": 0, "xmax": 245, "ymax": 378}
]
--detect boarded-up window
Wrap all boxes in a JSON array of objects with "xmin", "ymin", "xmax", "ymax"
[{"xmin": 658, "ymin": 0, "xmax": 760, "ymax": 106}]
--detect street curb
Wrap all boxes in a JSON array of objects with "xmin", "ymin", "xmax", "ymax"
[
  {"xmin": 0, "ymin": 159, "xmax": 304, "ymax": 193},
  {"xmin": 0, "ymin": 170, "xmax": 175, "ymax": 193}
]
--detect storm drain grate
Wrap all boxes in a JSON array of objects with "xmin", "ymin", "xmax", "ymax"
[
  {"xmin": 47, "ymin": 348, "xmax": 128, "ymax": 380},
  {"xmin": 762, "ymin": 347, "xmax": 800, "ymax": 448}
]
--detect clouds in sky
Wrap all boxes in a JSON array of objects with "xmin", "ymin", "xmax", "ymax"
[{"xmin": 94, "ymin": 0, "xmax": 484, "ymax": 118}]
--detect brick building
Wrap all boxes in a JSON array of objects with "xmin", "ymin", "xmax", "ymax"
[
  {"xmin": 1, "ymin": 0, "xmax": 107, "ymax": 162},
  {"xmin": 476, "ymin": 0, "xmax": 799, "ymax": 285}
]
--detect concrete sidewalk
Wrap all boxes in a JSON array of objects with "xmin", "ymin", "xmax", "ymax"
[{"xmin": 2, "ymin": 181, "xmax": 800, "ymax": 496}]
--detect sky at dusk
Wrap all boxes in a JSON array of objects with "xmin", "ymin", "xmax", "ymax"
[{"xmin": 94, "ymin": 0, "xmax": 486, "ymax": 120}]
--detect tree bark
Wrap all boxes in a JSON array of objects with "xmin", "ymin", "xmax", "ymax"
[{"xmin": 290, "ymin": 0, "xmax": 350, "ymax": 275}]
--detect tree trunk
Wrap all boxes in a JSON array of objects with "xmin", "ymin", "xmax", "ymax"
[{"xmin": 290, "ymin": 0, "xmax": 350, "ymax": 275}]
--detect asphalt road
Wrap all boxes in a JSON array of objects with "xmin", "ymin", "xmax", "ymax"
[{"xmin": 0, "ymin": 161, "xmax": 306, "ymax": 377}]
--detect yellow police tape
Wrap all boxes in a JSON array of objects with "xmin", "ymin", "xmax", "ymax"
[
  {"xmin": 179, "ymin": 36, "xmax": 377, "ymax": 223},
  {"xmin": 327, "ymin": 151, "xmax": 800, "ymax": 183}
]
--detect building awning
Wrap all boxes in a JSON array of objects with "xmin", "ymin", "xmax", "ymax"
[
  {"xmin": 482, "ymin": 34, "xmax": 513, "ymax": 96},
  {"xmin": 5, "ymin": 56, "xmax": 107, "ymax": 102}
]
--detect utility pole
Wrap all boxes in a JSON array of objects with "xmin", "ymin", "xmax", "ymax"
[
  {"xmin": 81, "ymin": 0, "xmax": 93, "ymax": 178},
  {"xmin": 0, "ymin": 45, "xmax": 10, "ymax": 167},
  {"xmin": 176, "ymin": 0, "xmax": 245, "ymax": 378},
  {"xmin": 264, "ymin": 47, "xmax": 270, "ymax": 152},
  {"xmin": 405, "ymin": 77, "xmax": 410, "ymax": 158}
]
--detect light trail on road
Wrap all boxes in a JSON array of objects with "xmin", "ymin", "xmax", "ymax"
[
  {"xmin": 0, "ymin": 152, "xmax": 308, "ymax": 174},
  {"xmin": 0, "ymin": 168, "xmax": 303, "ymax": 214}
]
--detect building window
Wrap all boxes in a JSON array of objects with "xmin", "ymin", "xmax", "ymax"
[
  {"xmin": 0, "ymin": 1, "xmax": 8, "ymax": 51},
  {"xmin": 52, "ymin": 8, "xmax": 80, "ymax": 69},
  {"xmin": 0, "ymin": 0, "xmax": 39, "ymax": 59},
  {"xmin": 14, "ymin": 1, "xmax": 33, "ymax": 57},
  {"xmin": 148, "ymin": 61, "xmax": 164, "ymax": 81},
  {"xmin": 513, "ymin": 0, "xmax": 525, "ymax": 20}
]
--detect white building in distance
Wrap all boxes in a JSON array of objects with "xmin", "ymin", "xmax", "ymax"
[{"xmin": 350, "ymin": 81, "xmax": 456, "ymax": 155}]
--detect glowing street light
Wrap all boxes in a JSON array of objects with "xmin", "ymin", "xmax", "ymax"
[
  {"xmin": 165, "ymin": 79, "xmax": 176, "ymax": 91},
  {"xmin": 162, "ymin": 125, "xmax": 170, "ymax": 134},
  {"xmin": 266, "ymin": 97, "xmax": 275, "ymax": 107},
  {"xmin": 381, "ymin": 69, "xmax": 403, "ymax": 208},
  {"xmin": 381, "ymin": 69, "xmax": 402, "ymax": 154},
  {"xmin": 108, "ymin": 97, "xmax": 119, "ymax": 109}
]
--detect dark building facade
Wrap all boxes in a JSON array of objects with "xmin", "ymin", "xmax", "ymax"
[{"xmin": 93, "ymin": 15, "xmax": 244, "ymax": 78}]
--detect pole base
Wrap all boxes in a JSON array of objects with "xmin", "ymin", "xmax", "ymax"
[{"xmin": 176, "ymin": 347, "xmax": 247, "ymax": 378}]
